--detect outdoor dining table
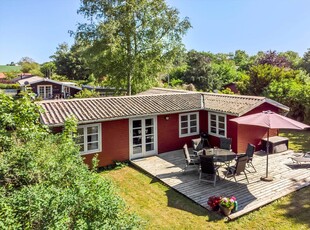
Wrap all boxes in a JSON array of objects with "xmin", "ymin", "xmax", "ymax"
[{"xmin": 203, "ymin": 148, "xmax": 237, "ymax": 167}]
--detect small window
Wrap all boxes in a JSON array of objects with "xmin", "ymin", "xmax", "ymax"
[
  {"xmin": 208, "ymin": 112, "xmax": 226, "ymax": 137},
  {"xmin": 77, "ymin": 123, "xmax": 101, "ymax": 155},
  {"xmin": 179, "ymin": 112, "xmax": 199, "ymax": 137}
]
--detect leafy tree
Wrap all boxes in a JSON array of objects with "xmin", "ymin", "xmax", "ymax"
[
  {"xmin": 18, "ymin": 57, "xmax": 43, "ymax": 76},
  {"xmin": 247, "ymin": 64, "xmax": 296, "ymax": 95},
  {"xmin": 279, "ymin": 51, "xmax": 301, "ymax": 69},
  {"xmin": 40, "ymin": 62, "xmax": 56, "ymax": 78},
  {"xmin": 255, "ymin": 50, "xmax": 292, "ymax": 68},
  {"xmin": 233, "ymin": 50, "xmax": 252, "ymax": 71},
  {"xmin": 73, "ymin": 0, "xmax": 191, "ymax": 95},
  {"xmin": 0, "ymin": 93, "xmax": 140, "ymax": 228},
  {"xmin": 50, "ymin": 43, "xmax": 90, "ymax": 80},
  {"xmin": 300, "ymin": 48, "xmax": 310, "ymax": 74},
  {"xmin": 180, "ymin": 50, "xmax": 242, "ymax": 92},
  {"xmin": 264, "ymin": 71, "xmax": 310, "ymax": 122}
]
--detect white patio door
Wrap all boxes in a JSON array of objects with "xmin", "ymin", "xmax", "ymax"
[
  {"xmin": 130, "ymin": 117, "xmax": 157, "ymax": 160},
  {"xmin": 38, "ymin": 85, "xmax": 52, "ymax": 99}
]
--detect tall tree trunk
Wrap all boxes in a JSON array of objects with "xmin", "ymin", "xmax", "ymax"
[{"xmin": 127, "ymin": 72, "xmax": 131, "ymax": 96}]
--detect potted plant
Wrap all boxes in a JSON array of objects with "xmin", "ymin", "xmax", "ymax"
[
  {"xmin": 219, "ymin": 196, "xmax": 237, "ymax": 216},
  {"xmin": 207, "ymin": 196, "xmax": 222, "ymax": 211}
]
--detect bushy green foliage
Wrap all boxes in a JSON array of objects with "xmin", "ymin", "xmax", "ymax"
[
  {"xmin": 0, "ymin": 83, "xmax": 20, "ymax": 89},
  {"xmin": 0, "ymin": 93, "xmax": 140, "ymax": 229},
  {"xmin": 74, "ymin": 89, "xmax": 100, "ymax": 98},
  {"xmin": 177, "ymin": 50, "xmax": 242, "ymax": 92},
  {"xmin": 50, "ymin": 43, "xmax": 90, "ymax": 80},
  {"xmin": 19, "ymin": 57, "xmax": 43, "ymax": 76}
]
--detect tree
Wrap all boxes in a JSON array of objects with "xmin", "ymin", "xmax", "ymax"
[
  {"xmin": 233, "ymin": 50, "xmax": 252, "ymax": 71},
  {"xmin": 279, "ymin": 51, "xmax": 301, "ymax": 69},
  {"xmin": 255, "ymin": 50, "xmax": 292, "ymax": 68},
  {"xmin": 264, "ymin": 71, "xmax": 310, "ymax": 122},
  {"xmin": 40, "ymin": 62, "xmax": 56, "ymax": 78},
  {"xmin": 50, "ymin": 43, "xmax": 90, "ymax": 80},
  {"xmin": 18, "ymin": 57, "xmax": 43, "ymax": 76},
  {"xmin": 247, "ymin": 64, "xmax": 296, "ymax": 95},
  {"xmin": 180, "ymin": 50, "xmax": 242, "ymax": 92},
  {"xmin": 0, "ymin": 93, "xmax": 140, "ymax": 228},
  {"xmin": 301, "ymin": 48, "xmax": 310, "ymax": 74},
  {"xmin": 73, "ymin": 0, "xmax": 191, "ymax": 95}
]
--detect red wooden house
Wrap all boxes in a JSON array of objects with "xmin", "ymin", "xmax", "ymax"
[{"xmin": 37, "ymin": 88, "xmax": 289, "ymax": 167}]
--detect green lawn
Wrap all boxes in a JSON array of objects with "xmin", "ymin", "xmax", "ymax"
[
  {"xmin": 0, "ymin": 65, "xmax": 21, "ymax": 72},
  {"xmin": 101, "ymin": 131, "xmax": 310, "ymax": 229}
]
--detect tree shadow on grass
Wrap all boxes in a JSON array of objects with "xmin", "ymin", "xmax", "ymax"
[
  {"xmin": 275, "ymin": 186, "xmax": 310, "ymax": 228},
  {"xmin": 147, "ymin": 175, "xmax": 222, "ymax": 221}
]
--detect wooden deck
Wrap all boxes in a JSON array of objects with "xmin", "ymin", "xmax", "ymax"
[{"xmin": 131, "ymin": 149, "xmax": 310, "ymax": 219}]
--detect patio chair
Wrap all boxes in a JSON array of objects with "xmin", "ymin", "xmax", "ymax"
[
  {"xmin": 200, "ymin": 132, "xmax": 211, "ymax": 148},
  {"xmin": 225, "ymin": 155, "xmax": 249, "ymax": 184},
  {"xmin": 183, "ymin": 144, "xmax": 200, "ymax": 172},
  {"xmin": 220, "ymin": 137, "xmax": 232, "ymax": 151},
  {"xmin": 192, "ymin": 138, "xmax": 204, "ymax": 156},
  {"xmin": 290, "ymin": 152, "xmax": 310, "ymax": 164},
  {"xmin": 236, "ymin": 143, "xmax": 256, "ymax": 172},
  {"xmin": 245, "ymin": 143, "xmax": 256, "ymax": 172},
  {"xmin": 199, "ymin": 155, "xmax": 220, "ymax": 186}
]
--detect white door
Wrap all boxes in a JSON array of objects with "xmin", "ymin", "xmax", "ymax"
[
  {"xmin": 130, "ymin": 117, "xmax": 157, "ymax": 160},
  {"xmin": 38, "ymin": 85, "xmax": 52, "ymax": 99}
]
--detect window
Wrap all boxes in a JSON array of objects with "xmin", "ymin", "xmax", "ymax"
[
  {"xmin": 208, "ymin": 112, "xmax": 226, "ymax": 137},
  {"xmin": 37, "ymin": 85, "xmax": 52, "ymax": 99},
  {"xmin": 179, "ymin": 112, "xmax": 199, "ymax": 137},
  {"xmin": 76, "ymin": 123, "xmax": 102, "ymax": 155}
]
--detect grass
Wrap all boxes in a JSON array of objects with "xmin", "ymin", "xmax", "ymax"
[
  {"xmin": 101, "ymin": 130, "xmax": 310, "ymax": 229},
  {"xmin": 0, "ymin": 65, "xmax": 21, "ymax": 72}
]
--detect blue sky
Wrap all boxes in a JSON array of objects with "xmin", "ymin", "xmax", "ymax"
[{"xmin": 1, "ymin": 0, "xmax": 310, "ymax": 64}]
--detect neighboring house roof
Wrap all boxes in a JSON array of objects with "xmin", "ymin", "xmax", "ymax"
[
  {"xmin": 38, "ymin": 93, "xmax": 202, "ymax": 126},
  {"xmin": 38, "ymin": 88, "xmax": 290, "ymax": 126},
  {"xmin": 17, "ymin": 76, "xmax": 82, "ymax": 90},
  {"xmin": 18, "ymin": 76, "xmax": 42, "ymax": 85},
  {"xmin": 0, "ymin": 73, "xmax": 6, "ymax": 79}
]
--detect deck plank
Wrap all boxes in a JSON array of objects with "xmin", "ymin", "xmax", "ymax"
[{"xmin": 131, "ymin": 150, "xmax": 310, "ymax": 219}]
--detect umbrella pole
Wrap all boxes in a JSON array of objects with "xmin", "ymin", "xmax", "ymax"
[{"xmin": 261, "ymin": 129, "xmax": 273, "ymax": 182}]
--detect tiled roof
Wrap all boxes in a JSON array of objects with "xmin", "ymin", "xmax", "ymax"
[
  {"xmin": 38, "ymin": 93, "xmax": 202, "ymax": 126},
  {"xmin": 38, "ymin": 88, "xmax": 290, "ymax": 126},
  {"xmin": 0, "ymin": 73, "xmax": 6, "ymax": 79},
  {"xmin": 202, "ymin": 93, "xmax": 289, "ymax": 116}
]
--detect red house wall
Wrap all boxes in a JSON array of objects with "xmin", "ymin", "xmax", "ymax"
[
  {"xmin": 83, "ymin": 119, "xmax": 129, "ymax": 167},
  {"xmin": 157, "ymin": 111, "xmax": 202, "ymax": 153},
  {"xmin": 205, "ymin": 103, "xmax": 283, "ymax": 153},
  {"xmin": 234, "ymin": 103, "xmax": 281, "ymax": 153}
]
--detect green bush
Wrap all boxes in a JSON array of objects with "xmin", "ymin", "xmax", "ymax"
[
  {"xmin": 0, "ymin": 83, "xmax": 20, "ymax": 89},
  {"xmin": 0, "ymin": 93, "xmax": 140, "ymax": 229}
]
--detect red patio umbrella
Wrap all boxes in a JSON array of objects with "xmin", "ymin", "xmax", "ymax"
[{"xmin": 230, "ymin": 110, "xmax": 310, "ymax": 181}]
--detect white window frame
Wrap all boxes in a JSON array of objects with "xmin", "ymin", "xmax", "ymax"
[
  {"xmin": 77, "ymin": 123, "xmax": 102, "ymax": 155},
  {"xmin": 179, "ymin": 112, "xmax": 199, "ymax": 138},
  {"xmin": 37, "ymin": 85, "xmax": 53, "ymax": 99},
  {"xmin": 208, "ymin": 112, "xmax": 227, "ymax": 137}
]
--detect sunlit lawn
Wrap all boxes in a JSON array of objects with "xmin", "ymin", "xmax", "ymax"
[{"xmin": 101, "ymin": 130, "xmax": 310, "ymax": 229}]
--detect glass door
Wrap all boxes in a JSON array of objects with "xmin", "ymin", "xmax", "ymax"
[{"xmin": 130, "ymin": 117, "xmax": 157, "ymax": 159}]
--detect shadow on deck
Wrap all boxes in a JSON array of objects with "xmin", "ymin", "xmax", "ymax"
[{"xmin": 132, "ymin": 149, "xmax": 310, "ymax": 220}]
